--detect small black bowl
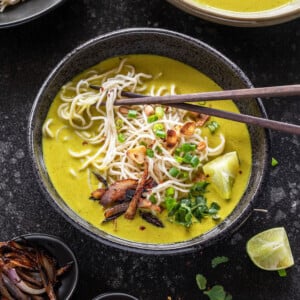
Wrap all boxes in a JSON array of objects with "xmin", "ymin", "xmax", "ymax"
[
  {"xmin": 92, "ymin": 292, "xmax": 139, "ymax": 300},
  {"xmin": 13, "ymin": 233, "xmax": 79, "ymax": 300}
]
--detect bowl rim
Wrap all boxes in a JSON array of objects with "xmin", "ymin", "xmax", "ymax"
[
  {"xmin": 28, "ymin": 27, "xmax": 270, "ymax": 255},
  {"xmin": 166, "ymin": 0, "xmax": 300, "ymax": 27},
  {"xmin": 12, "ymin": 232, "xmax": 79, "ymax": 300},
  {"xmin": 92, "ymin": 292, "xmax": 139, "ymax": 300}
]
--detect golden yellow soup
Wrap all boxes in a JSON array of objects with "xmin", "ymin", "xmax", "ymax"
[
  {"xmin": 43, "ymin": 55, "xmax": 251, "ymax": 244},
  {"xmin": 191, "ymin": 0, "xmax": 292, "ymax": 12}
]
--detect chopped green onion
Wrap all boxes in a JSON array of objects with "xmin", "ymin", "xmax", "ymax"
[
  {"xmin": 190, "ymin": 155, "xmax": 200, "ymax": 167},
  {"xmin": 180, "ymin": 171, "xmax": 189, "ymax": 179},
  {"xmin": 155, "ymin": 146, "xmax": 162, "ymax": 153},
  {"xmin": 166, "ymin": 187, "xmax": 175, "ymax": 196},
  {"xmin": 117, "ymin": 133, "xmax": 125, "ymax": 143},
  {"xmin": 115, "ymin": 118, "xmax": 123, "ymax": 130},
  {"xmin": 175, "ymin": 148, "xmax": 182, "ymax": 155},
  {"xmin": 155, "ymin": 130, "xmax": 166, "ymax": 139},
  {"xmin": 165, "ymin": 197, "xmax": 177, "ymax": 211},
  {"xmin": 278, "ymin": 269, "xmax": 287, "ymax": 277},
  {"xmin": 207, "ymin": 121, "xmax": 219, "ymax": 134},
  {"xmin": 183, "ymin": 152, "xmax": 193, "ymax": 163},
  {"xmin": 146, "ymin": 148, "xmax": 154, "ymax": 158},
  {"xmin": 181, "ymin": 143, "xmax": 196, "ymax": 152},
  {"xmin": 147, "ymin": 115, "xmax": 158, "ymax": 123},
  {"xmin": 169, "ymin": 167, "xmax": 180, "ymax": 177},
  {"xmin": 175, "ymin": 155, "xmax": 183, "ymax": 163},
  {"xmin": 155, "ymin": 106, "xmax": 164, "ymax": 119},
  {"xmin": 149, "ymin": 194, "xmax": 157, "ymax": 204},
  {"xmin": 153, "ymin": 123, "xmax": 164, "ymax": 132},
  {"xmin": 272, "ymin": 157, "xmax": 278, "ymax": 167},
  {"xmin": 128, "ymin": 110, "xmax": 138, "ymax": 118}
]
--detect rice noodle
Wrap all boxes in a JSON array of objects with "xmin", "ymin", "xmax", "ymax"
[
  {"xmin": 0, "ymin": 0, "xmax": 25, "ymax": 12},
  {"xmin": 47, "ymin": 58, "xmax": 226, "ymax": 205}
]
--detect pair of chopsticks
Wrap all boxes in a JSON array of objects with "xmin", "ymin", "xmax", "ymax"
[{"xmin": 89, "ymin": 84, "xmax": 300, "ymax": 135}]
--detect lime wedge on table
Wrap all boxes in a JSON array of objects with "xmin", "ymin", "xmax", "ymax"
[
  {"xmin": 203, "ymin": 151, "xmax": 239, "ymax": 199},
  {"xmin": 246, "ymin": 227, "xmax": 294, "ymax": 271}
]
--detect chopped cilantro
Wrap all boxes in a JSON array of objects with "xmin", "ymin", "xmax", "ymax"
[
  {"xmin": 165, "ymin": 182, "xmax": 220, "ymax": 227},
  {"xmin": 196, "ymin": 274, "xmax": 207, "ymax": 290},
  {"xmin": 149, "ymin": 194, "xmax": 157, "ymax": 204},
  {"xmin": 271, "ymin": 157, "xmax": 278, "ymax": 167},
  {"xmin": 196, "ymin": 273, "xmax": 232, "ymax": 300},
  {"xmin": 211, "ymin": 256, "xmax": 229, "ymax": 268},
  {"xmin": 204, "ymin": 285, "xmax": 226, "ymax": 300}
]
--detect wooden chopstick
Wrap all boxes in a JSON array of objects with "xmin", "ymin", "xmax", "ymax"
[
  {"xmin": 120, "ymin": 91, "xmax": 300, "ymax": 135},
  {"xmin": 89, "ymin": 84, "xmax": 300, "ymax": 135},
  {"xmin": 116, "ymin": 84, "xmax": 300, "ymax": 106}
]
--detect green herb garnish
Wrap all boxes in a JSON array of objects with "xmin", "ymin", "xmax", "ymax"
[
  {"xmin": 155, "ymin": 130, "xmax": 166, "ymax": 139},
  {"xmin": 117, "ymin": 133, "xmax": 125, "ymax": 143},
  {"xmin": 271, "ymin": 157, "xmax": 278, "ymax": 167},
  {"xmin": 207, "ymin": 121, "xmax": 219, "ymax": 134},
  {"xmin": 196, "ymin": 274, "xmax": 207, "ymax": 290},
  {"xmin": 204, "ymin": 285, "xmax": 227, "ymax": 300},
  {"xmin": 127, "ymin": 109, "xmax": 138, "ymax": 119},
  {"xmin": 180, "ymin": 143, "xmax": 197, "ymax": 153},
  {"xmin": 196, "ymin": 275, "xmax": 232, "ymax": 300},
  {"xmin": 211, "ymin": 256, "xmax": 229, "ymax": 268},
  {"xmin": 115, "ymin": 118, "xmax": 123, "ymax": 130},
  {"xmin": 278, "ymin": 269, "xmax": 287, "ymax": 277},
  {"xmin": 166, "ymin": 182, "xmax": 220, "ymax": 227},
  {"xmin": 147, "ymin": 115, "xmax": 158, "ymax": 123},
  {"xmin": 165, "ymin": 187, "xmax": 175, "ymax": 196},
  {"xmin": 146, "ymin": 148, "xmax": 154, "ymax": 158},
  {"xmin": 149, "ymin": 194, "xmax": 157, "ymax": 204},
  {"xmin": 155, "ymin": 106, "xmax": 164, "ymax": 119},
  {"xmin": 169, "ymin": 167, "xmax": 180, "ymax": 177}
]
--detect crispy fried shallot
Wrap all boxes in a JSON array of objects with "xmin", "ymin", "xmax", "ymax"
[
  {"xmin": 180, "ymin": 121, "xmax": 196, "ymax": 136},
  {"xmin": 91, "ymin": 166, "xmax": 162, "ymax": 224},
  {"xmin": 0, "ymin": 240, "xmax": 72, "ymax": 300},
  {"xmin": 125, "ymin": 161, "xmax": 149, "ymax": 219},
  {"xmin": 166, "ymin": 129, "xmax": 178, "ymax": 149},
  {"xmin": 99, "ymin": 179, "xmax": 138, "ymax": 207}
]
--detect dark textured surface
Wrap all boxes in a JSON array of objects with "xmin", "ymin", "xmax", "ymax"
[{"xmin": 0, "ymin": 1, "xmax": 299, "ymax": 299}]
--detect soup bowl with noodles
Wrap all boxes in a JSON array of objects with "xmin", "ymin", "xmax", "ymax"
[
  {"xmin": 29, "ymin": 28, "xmax": 269, "ymax": 254},
  {"xmin": 166, "ymin": 0, "xmax": 300, "ymax": 27}
]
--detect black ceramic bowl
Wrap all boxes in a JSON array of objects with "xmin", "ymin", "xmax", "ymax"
[
  {"xmin": 28, "ymin": 28, "xmax": 269, "ymax": 255},
  {"xmin": 13, "ymin": 233, "xmax": 79, "ymax": 299},
  {"xmin": 0, "ymin": 0, "xmax": 67, "ymax": 28}
]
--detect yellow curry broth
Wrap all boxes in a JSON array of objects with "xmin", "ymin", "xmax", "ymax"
[
  {"xmin": 43, "ymin": 55, "xmax": 251, "ymax": 244},
  {"xmin": 191, "ymin": 0, "xmax": 291, "ymax": 12}
]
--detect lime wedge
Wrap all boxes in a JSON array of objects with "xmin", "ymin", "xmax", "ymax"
[
  {"xmin": 246, "ymin": 227, "xmax": 294, "ymax": 271},
  {"xmin": 203, "ymin": 151, "xmax": 239, "ymax": 199}
]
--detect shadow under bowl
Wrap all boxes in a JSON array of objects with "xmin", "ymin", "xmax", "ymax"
[
  {"xmin": 13, "ymin": 233, "xmax": 79, "ymax": 300},
  {"xmin": 28, "ymin": 27, "xmax": 270, "ymax": 255}
]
